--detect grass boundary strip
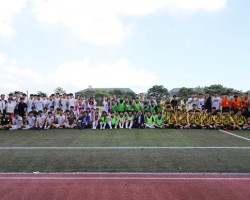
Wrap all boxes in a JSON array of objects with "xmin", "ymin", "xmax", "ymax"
[{"xmin": 0, "ymin": 177, "xmax": 250, "ymax": 180}]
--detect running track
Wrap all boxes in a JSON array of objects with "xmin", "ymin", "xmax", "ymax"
[{"xmin": 0, "ymin": 173, "xmax": 250, "ymax": 200}]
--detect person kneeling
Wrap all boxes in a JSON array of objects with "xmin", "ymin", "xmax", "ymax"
[{"xmin": 77, "ymin": 111, "xmax": 90, "ymax": 130}]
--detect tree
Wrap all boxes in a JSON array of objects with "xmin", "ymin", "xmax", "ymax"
[
  {"xmin": 124, "ymin": 91, "xmax": 137, "ymax": 99},
  {"xmin": 203, "ymin": 84, "xmax": 226, "ymax": 95},
  {"xmin": 109, "ymin": 89, "xmax": 125, "ymax": 97},
  {"xmin": 194, "ymin": 86, "xmax": 204, "ymax": 94},
  {"xmin": 177, "ymin": 87, "xmax": 193, "ymax": 101},
  {"xmin": 147, "ymin": 85, "xmax": 169, "ymax": 99},
  {"xmin": 54, "ymin": 87, "xmax": 66, "ymax": 94},
  {"xmin": 37, "ymin": 91, "xmax": 48, "ymax": 97}
]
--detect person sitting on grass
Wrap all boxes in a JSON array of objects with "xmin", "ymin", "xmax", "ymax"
[
  {"xmin": 191, "ymin": 110, "xmax": 202, "ymax": 129},
  {"xmin": 44, "ymin": 111, "xmax": 54, "ymax": 130},
  {"xmin": 220, "ymin": 109, "xmax": 235, "ymax": 130},
  {"xmin": 35, "ymin": 110, "xmax": 46, "ymax": 129},
  {"xmin": 108, "ymin": 112, "xmax": 118, "ymax": 129},
  {"xmin": 9, "ymin": 112, "xmax": 23, "ymax": 131},
  {"xmin": 65, "ymin": 111, "xmax": 77, "ymax": 129},
  {"xmin": 200, "ymin": 106, "xmax": 207, "ymax": 120},
  {"xmin": 99, "ymin": 111, "xmax": 108, "ymax": 130},
  {"xmin": 233, "ymin": 110, "xmax": 246, "ymax": 130},
  {"xmin": 202, "ymin": 109, "xmax": 215, "ymax": 129},
  {"xmin": 0, "ymin": 113, "xmax": 12, "ymax": 130},
  {"xmin": 125, "ymin": 110, "xmax": 134, "ymax": 129},
  {"xmin": 164, "ymin": 110, "xmax": 177, "ymax": 129},
  {"xmin": 188, "ymin": 110, "xmax": 195, "ymax": 127},
  {"xmin": 133, "ymin": 110, "xmax": 145, "ymax": 129},
  {"xmin": 154, "ymin": 113, "xmax": 164, "ymax": 129},
  {"xmin": 53, "ymin": 109, "xmax": 66, "ymax": 129},
  {"xmin": 92, "ymin": 111, "xmax": 100, "ymax": 129},
  {"xmin": 222, "ymin": 109, "xmax": 236, "ymax": 130},
  {"xmin": 117, "ymin": 112, "xmax": 125, "ymax": 129},
  {"xmin": 214, "ymin": 110, "xmax": 224, "ymax": 130},
  {"xmin": 144, "ymin": 111, "xmax": 155, "ymax": 129},
  {"xmin": 175, "ymin": 109, "xmax": 182, "ymax": 121},
  {"xmin": 243, "ymin": 117, "xmax": 250, "ymax": 130},
  {"xmin": 77, "ymin": 111, "xmax": 90, "ymax": 130},
  {"xmin": 23, "ymin": 111, "xmax": 36, "ymax": 130},
  {"xmin": 177, "ymin": 111, "xmax": 190, "ymax": 129}
]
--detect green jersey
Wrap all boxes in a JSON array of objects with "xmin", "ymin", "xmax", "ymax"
[
  {"xmin": 117, "ymin": 102, "xmax": 125, "ymax": 112},
  {"xmin": 110, "ymin": 104, "xmax": 117, "ymax": 112},
  {"xmin": 100, "ymin": 116, "xmax": 108, "ymax": 122},
  {"xmin": 156, "ymin": 106, "xmax": 163, "ymax": 114},
  {"xmin": 127, "ymin": 115, "xmax": 134, "ymax": 121},
  {"xmin": 152, "ymin": 114, "xmax": 158, "ymax": 122},
  {"xmin": 134, "ymin": 102, "xmax": 141, "ymax": 112},
  {"xmin": 110, "ymin": 116, "xmax": 117, "ymax": 125},
  {"xmin": 150, "ymin": 105, "xmax": 156, "ymax": 113},
  {"xmin": 142, "ymin": 106, "xmax": 149, "ymax": 115},
  {"xmin": 125, "ymin": 102, "xmax": 132, "ymax": 111},
  {"xmin": 145, "ymin": 116, "xmax": 154, "ymax": 125},
  {"xmin": 155, "ymin": 117, "xmax": 163, "ymax": 126},
  {"xmin": 118, "ymin": 115, "xmax": 125, "ymax": 121}
]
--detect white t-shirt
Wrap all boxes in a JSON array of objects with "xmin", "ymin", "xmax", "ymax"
[
  {"xmin": 187, "ymin": 97, "xmax": 198, "ymax": 110},
  {"xmin": 6, "ymin": 102, "xmax": 15, "ymax": 113},
  {"xmin": 54, "ymin": 98, "xmax": 60, "ymax": 109},
  {"xmin": 27, "ymin": 116, "xmax": 36, "ymax": 126},
  {"xmin": 46, "ymin": 116, "xmax": 54, "ymax": 124},
  {"xmin": 103, "ymin": 101, "xmax": 109, "ymax": 113},
  {"xmin": 60, "ymin": 98, "xmax": 68, "ymax": 111},
  {"xmin": 212, "ymin": 97, "xmax": 221, "ymax": 110},
  {"xmin": 27, "ymin": 99, "xmax": 34, "ymax": 112},
  {"xmin": 35, "ymin": 99, "xmax": 44, "ymax": 111},
  {"xmin": 13, "ymin": 116, "xmax": 23, "ymax": 126},
  {"xmin": 47, "ymin": 100, "xmax": 54, "ymax": 108},
  {"xmin": 43, "ymin": 99, "xmax": 48, "ymax": 108},
  {"xmin": 37, "ymin": 115, "xmax": 46, "ymax": 123},
  {"xmin": 198, "ymin": 98, "xmax": 205, "ymax": 109},
  {"xmin": 57, "ymin": 115, "xmax": 66, "ymax": 124},
  {"xmin": 69, "ymin": 98, "xmax": 76, "ymax": 108}
]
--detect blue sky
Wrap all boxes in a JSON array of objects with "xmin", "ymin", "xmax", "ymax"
[{"xmin": 0, "ymin": 0, "xmax": 249, "ymax": 95}]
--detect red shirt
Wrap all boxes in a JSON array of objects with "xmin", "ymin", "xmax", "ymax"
[
  {"xmin": 221, "ymin": 97, "xmax": 231, "ymax": 108},
  {"xmin": 231, "ymin": 98, "xmax": 242, "ymax": 110},
  {"xmin": 242, "ymin": 97, "xmax": 249, "ymax": 108}
]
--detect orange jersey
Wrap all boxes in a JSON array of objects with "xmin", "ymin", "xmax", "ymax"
[
  {"xmin": 221, "ymin": 97, "xmax": 231, "ymax": 108},
  {"xmin": 242, "ymin": 97, "xmax": 249, "ymax": 108},
  {"xmin": 231, "ymin": 98, "xmax": 242, "ymax": 110}
]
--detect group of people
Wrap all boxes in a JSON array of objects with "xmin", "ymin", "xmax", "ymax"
[{"xmin": 0, "ymin": 91, "xmax": 250, "ymax": 131}]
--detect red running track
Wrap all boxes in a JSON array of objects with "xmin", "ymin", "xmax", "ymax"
[{"xmin": 0, "ymin": 173, "xmax": 250, "ymax": 200}]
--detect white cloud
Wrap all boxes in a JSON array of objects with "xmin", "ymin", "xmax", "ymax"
[
  {"xmin": 0, "ymin": 52, "xmax": 156, "ymax": 94},
  {"xmin": 31, "ymin": 0, "xmax": 227, "ymax": 45},
  {"xmin": 0, "ymin": 0, "xmax": 28, "ymax": 37},
  {"xmin": 48, "ymin": 58, "xmax": 157, "ymax": 91},
  {"xmin": 0, "ymin": 53, "xmax": 44, "ymax": 93}
]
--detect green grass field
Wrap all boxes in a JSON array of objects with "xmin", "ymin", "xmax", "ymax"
[{"xmin": 0, "ymin": 129, "xmax": 249, "ymax": 173}]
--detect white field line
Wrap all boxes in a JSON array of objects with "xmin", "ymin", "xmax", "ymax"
[
  {"xmin": 0, "ymin": 147, "xmax": 250, "ymax": 150},
  {"xmin": 219, "ymin": 130, "xmax": 250, "ymax": 141},
  {"xmin": 0, "ymin": 177, "xmax": 250, "ymax": 181}
]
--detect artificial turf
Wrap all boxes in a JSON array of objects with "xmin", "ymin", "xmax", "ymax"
[{"xmin": 0, "ymin": 129, "xmax": 249, "ymax": 173}]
